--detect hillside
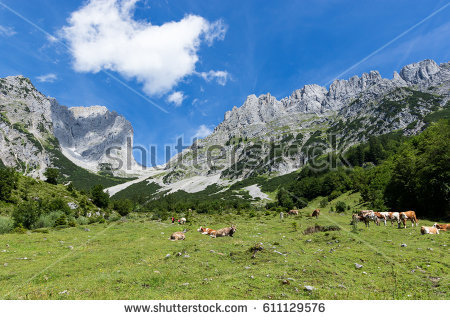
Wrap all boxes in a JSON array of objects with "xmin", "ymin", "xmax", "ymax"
[{"xmin": 0, "ymin": 193, "xmax": 448, "ymax": 299}]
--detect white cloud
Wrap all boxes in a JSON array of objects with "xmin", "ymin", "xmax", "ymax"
[
  {"xmin": 193, "ymin": 124, "xmax": 213, "ymax": 139},
  {"xmin": 167, "ymin": 91, "xmax": 185, "ymax": 106},
  {"xmin": 36, "ymin": 73, "xmax": 58, "ymax": 83},
  {"xmin": 197, "ymin": 70, "xmax": 229, "ymax": 85},
  {"xmin": 60, "ymin": 0, "xmax": 227, "ymax": 96},
  {"xmin": 0, "ymin": 25, "xmax": 16, "ymax": 37}
]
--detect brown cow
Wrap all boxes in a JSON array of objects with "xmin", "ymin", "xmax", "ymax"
[
  {"xmin": 288, "ymin": 209, "xmax": 299, "ymax": 215},
  {"xmin": 170, "ymin": 231, "xmax": 186, "ymax": 240},
  {"xmin": 400, "ymin": 211, "xmax": 418, "ymax": 228},
  {"xmin": 374, "ymin": 212, "xmax": 387, "ymax": 226},
  {"xmin": 433, "ymin": 223, "xmax": 449, "ymax": 231},
  {"xmin": 351, "ymin": 213, "xmax": 364, "ymax": 225},
  {"xmin": 312, "ymin": 209, "xmax": 320, "ymax": 219},
  {"xmin": 212, "ymin": 225, "xmax": 237, "ymax": 238},
  {"xmin": 197, "ymin": 226, "xmax": 216, "ymax": 235},
  {"xmin": 421, "ymin": 226, "xmax": 439, "ymax": 235},
  {"xmin": 360, "ymin": 211, "xmax": 379, "ymax": 227}
]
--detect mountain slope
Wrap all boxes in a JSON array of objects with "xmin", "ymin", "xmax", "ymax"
[
  {"xmin": 0, "ymin": 76, "xmax": 139, "ymax": 189},
  {"xmin": 164, "ymin": 59, "xmax": 449, "ymax": 181},
  {"xmin": 107, "ymin": 59, "xmax": 449, "ymax": 198}
]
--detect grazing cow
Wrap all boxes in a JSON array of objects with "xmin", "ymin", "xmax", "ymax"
[
  {"xmin": 170, "ymin": 231, "xmax": 186, "ymax": 240},
  {"xmin": 374, "ymin": 212, "xmax": 388, "ymax": 226},
  {"xmin": 288, "ymin": 209, "xmax": 299, "ymax": 215},
  {"xmin": 351, "ymin": 213, "xmax": 364, "ymax": 225},
  {"xmin": 386, "ymin": 212, "xmax": 401, "ymax": 227},
  {"xmin": 421, "ymin": 226, "xmax": 439, "ymax": 235},
  {"xmin": 312, "ymin": 209, "xmax": 320, "ymax": 219},
  {"xmin": 433, "ymin": 223, "xmax": 450, "ymax": 231},
  {"xmin": 212, "ymin": 225, "xmax": 237, "ymax": 238},
  {"xmin": 360, "ymin": 211, "xmax": 379, "ymax": 227},
  {"xmin": 179, "ymin": 218, "xmax": 186, "ymax": 225},
  {"xmin": 400, "ymin": 211, "xmax": 418, "ymax": 228}
]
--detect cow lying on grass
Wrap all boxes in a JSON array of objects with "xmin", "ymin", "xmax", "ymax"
[
  {"xmin": 421, "ymin": 226, "xmax": 439, "ymax": 235},
  {"xmin": 433, "ymin": 223, "xmax": 449, "ymax": 231},
  {"xmin": 213, "ymin": 225, "xmax": 237, "ymax": 238},
  {"xmin": 198, "ymin": 225, "xmax": 236, "ymax": 238},
  {"xmin": 197, "ymin": 226, "xmax": 216, "ymax": 235},
  {"xmin": 170, "ymin": 231, "xmax": 186, "ymax": 240}
]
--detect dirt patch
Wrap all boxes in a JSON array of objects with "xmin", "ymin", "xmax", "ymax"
[{"xmin": 303, "ymin": 224, "xmax": 341, "ymax": 235}]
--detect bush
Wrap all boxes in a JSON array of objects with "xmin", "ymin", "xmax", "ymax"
[
  {"xmin": 112, "ymin": 199, "xmax": 134, "ymax": 216},
  {"xmin": 44, "ymin": 198, "xmax": 71, "ymax": 216},
  {"xmin": 34, "ymin": 211, "xmax": 64, "ymax": 229},
  {"xmin": 44, "ymin": 168, "xmax": 59, "ymax": 185},
  {"xmin": 12, "ymin": 201, "xmax": 41, "ymax": 229},
  {"xmin": 55, "ymin": 214, "xmax": 68, "ymax": 226},
  {"xmin": 91, "ymin": 185, "xmax": 110, "ymax": 208},
  {"xmin": 335, "ymin": 201, "xmax": 347, "ymax": 213},
  {"xmin": 76, "ymin": 216, "xmax": 89, "ymax": 225},
  {"xmin": 108, "ymin": 212, "xmax": 121, "ymax": 222},
  {"xmin": 0, "ymin": 167, "xmax": 18, "ymax": 202},
  {"xmin": 0, "ymin": 216, "xmax": 13, "ymax": 234},
  {"xmin": 319, "ymin": 198, "xmax": 329, "ymax": 208}
]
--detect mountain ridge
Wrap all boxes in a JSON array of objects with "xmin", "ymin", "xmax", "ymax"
[{"xmin": 1, "ymin": 59, "xmax": 449, "ymax": 196}]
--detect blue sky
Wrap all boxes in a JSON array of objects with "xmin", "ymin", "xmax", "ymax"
[{"xmin": 0, "ymin": 0, "xmax": 449, "ymax": 165}]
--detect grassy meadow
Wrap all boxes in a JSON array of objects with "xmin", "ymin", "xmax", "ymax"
[{"xmin": 0, "ymin": 192, "xmax": 448, "ymax": 300}]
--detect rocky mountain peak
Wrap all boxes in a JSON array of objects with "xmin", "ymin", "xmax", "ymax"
[
  {"xmin": 218, "ymin": 60, "xmax": 448, "ymax": 131},
  {"xmin": 399, "ymin": 59, "xmax": 440, "ymax": 83},
  {"xmin": 0, "ymin": 75, "xmax": 138, "ymax": 177}
]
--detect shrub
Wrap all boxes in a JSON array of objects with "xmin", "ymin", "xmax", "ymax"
[
  {"xmin": 91, "ymin": 185, "xmax": 110, "ymax": 208},
  {"xmin": 13, "ymin": 224, "xmax": 27, "ymax": 234},
  {"xmin": 0, "ymin": 167, "xmax": 18, "ymax": 202},
  {"xmin": 335, "ymin": 201, "xmax": 347, "ymax": 213},
  {"xmin": 44, "ymin": 168, "xmax": 59, "ymax": 185},
  {"xmin": 44, "ymin": 198, "xmax": 71, "ymax": 216},
  {"xmin": 0, "ymin": 216, "xmax": 13, "ymax": 234},
  {"xmin": 55, "ymin": 214, "xmax": 68, "ymax": 226},
  {"xmin": 152, "ymin": 210, "xmax": 169, "ymax": 221},
  {"xmin": 319, "ymin": 198, "xmax": 329, "ymax": 208},
  {"xmin": 108, "ymin": 212, "xmax": 121, "ymax": 222},
  {"xmin": 34, "ymin": 211, "xmax": 64, "ymax": 229},
  {"xmin": 12, "ymin": 201, "xmax": 41, "ymax": 229},
  {"xmin": 66, "ymin": 182, "xmax": 74, "ymax": 192},
  {"xmin": 112, "ymin": 199, "xmax": 134, "ymax": 216},
  {"xmin": 76, "ymin": 216, "xmax": 89, "ymax": 225}
]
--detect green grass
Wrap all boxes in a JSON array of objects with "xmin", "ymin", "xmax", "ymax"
[
  {"xmin": 0, "ymin": 192, "xmax": 448, "ymax": 300},
  {"xmin": 0, "ymin": 174, "xmax": 98, "ymax": 217}
]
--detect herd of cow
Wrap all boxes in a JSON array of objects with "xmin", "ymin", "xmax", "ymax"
[
  {"xmin": 168, "ymin": 209, "xmax": 448, "ymax": 240},
  {"xmin": 170, "ymin": 225, "xmax": 237, "ymax": 240},
  {"xmin": 352, "ymin": 210, "xmax": 449, "ymax": 234}
]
